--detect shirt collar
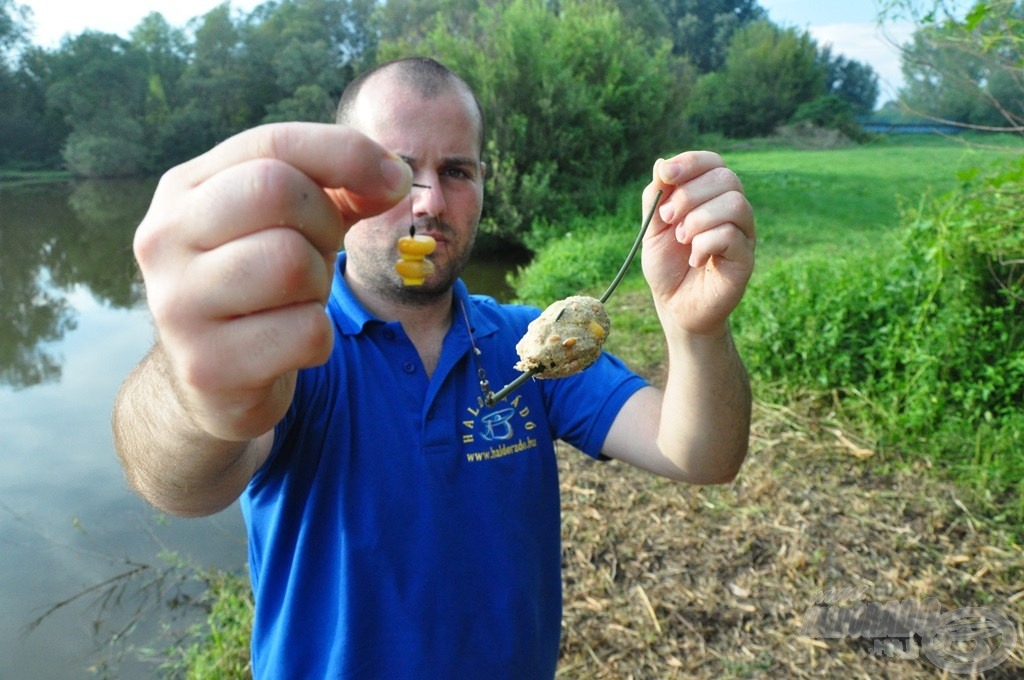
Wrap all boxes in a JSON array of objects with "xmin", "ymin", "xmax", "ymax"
[{"xmin": 330, "ymin": 252, "xmax": 497, "ymax": 340}]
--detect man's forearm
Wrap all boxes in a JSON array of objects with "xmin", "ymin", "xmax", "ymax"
[
  {"xmin": 112, "ymin": 345, "xmax": 260, "ymax": 517},
  {"xmin": 657, "ymin": 326, "xmax": 751, "ymax": 484}
]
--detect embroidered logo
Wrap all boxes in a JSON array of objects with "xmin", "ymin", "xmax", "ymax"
[{"xmin": 461, "ymin": 394, "xmax": 538, "ymax": 462}]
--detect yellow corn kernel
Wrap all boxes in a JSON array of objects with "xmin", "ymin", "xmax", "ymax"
[
  {"xmin": 397, "ymin": 234, "xmax": 437, "ymax": 256},
  {"xmin": 395, "ymin": 258, "xmax": 435, "ymax": 285}
]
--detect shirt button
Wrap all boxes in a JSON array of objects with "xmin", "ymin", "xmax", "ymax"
[{"xmin": 402, "ymin": 362, "xmax": 416, "ymax": 374}]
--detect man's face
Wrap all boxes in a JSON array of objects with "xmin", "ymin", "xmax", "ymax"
[{"xmin": 342, "ymin": 74, "xmax": 485, "ymax": 302}]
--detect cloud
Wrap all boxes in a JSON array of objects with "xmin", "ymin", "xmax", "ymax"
[{"xmin": 808, "ymin": 21, "xmax": 917, "ymax": 100}]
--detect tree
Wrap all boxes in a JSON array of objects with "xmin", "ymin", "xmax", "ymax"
[
  {"xmin": 816, "ymin": 45, "xmax": 880, "ymax": 115},
  {"xmin": 656, "ymin": 0, "xmax": 766, "ymax": 73},
  {"xmin": 39, "ymin": 31, "xmax": 150, "ymax": 175},
  {"xmin": 0, "ymin": 0, "xmax": 61, "ymax": 166},
  {"xmin": 882, "ymin": 0, "xmax": 1024, "ymax": 131},
  {"xmin": 378, "ymin": 0, "xmax": 684, "ymax": 247},
  {"xmin": 130, "ymin": 13, "xmax": 189, "ymax": 135},
  {"xmin": 176, "ymin": 2, "xmax": 254, "ymax": 148},
  {"xmin": 374, "ymin": 0, "xmax": 484, "ymax": 46},
  {"xmin": 245, "ymin": 0, "xmax": 379, "ymax": 124},
  {"xmin": 0, "ymin": 0, "xmax": 30, "ymax": 59},
  {"xmin": 687, "ymin": 21, "xmax": 823, "ymax": 137}
]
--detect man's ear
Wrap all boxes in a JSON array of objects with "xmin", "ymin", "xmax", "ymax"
[{"xmin": 480, "ymin": 162, "xmax": 487, "ymax": 180}]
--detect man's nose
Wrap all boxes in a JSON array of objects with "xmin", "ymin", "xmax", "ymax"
[{"xmin": 411, "ymin": 177, "xmax": 446, "ymax": 217}]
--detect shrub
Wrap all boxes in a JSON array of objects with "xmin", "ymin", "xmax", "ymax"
[
  {"xmin": 733, "ymin": 157, "xmax": 1024, "ymax": 504},
  {"xmin": 379, "ymin": 0, "xmax": 683, "ymax": 248},
  {"xmin": 687, "ymin": 21, "xmax": 822, "ymax": 138},
  {"xmin": 791, "ymin": 94, "xmax": 868, "ymax": 141},
  {"xmin": 163, "ymin": 568, "xmax": 254, "ymax": 679},
  {"xmin": 510, "ymin": 192, "xmax": 642, "ymax": 304},
  {"xmin": 62, "ymin": 116, "xmax": 147, "ymax": 177}
]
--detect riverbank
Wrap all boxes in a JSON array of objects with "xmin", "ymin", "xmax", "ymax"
[
  {"xmin": 161, "ymin": 135, "xmax": 1024, "ymax": 676},
  {"xmin": 162, "ymin": 373, "xmax": 1024, "ymax": 678},
  {"xmin": 0, "ymin": 169, "xmax": 72, "ymax": 188},
  {"xmin": 558, "ymin": 389, "xmax": 1024, "ymax": 678}
]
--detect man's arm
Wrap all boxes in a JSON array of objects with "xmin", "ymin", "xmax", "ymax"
[
  {"xmin": 112, "ymin": 344, "xmax": 274, "ymax": 516},
  {"xmin": 602, "ymin": 152, "xmax": 755, "ymax": 483},
  {"xmin": 602, "ymin": 330, "xmax": 750, "ymax": 484},
  {"xmin": 112, "ymin": 123, "xmax": 413, "ymax": 516}
]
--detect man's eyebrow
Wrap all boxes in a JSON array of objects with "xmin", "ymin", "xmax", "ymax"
[
  {"xmin": 443, "ymin": 155, "xmax": 480, "ymax": 167},
  {"xmin": 398, "ymin": 154, "xmax": 480, "ymax": 168}
]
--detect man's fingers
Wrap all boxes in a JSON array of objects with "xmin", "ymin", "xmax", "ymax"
[
  {"xmin": 688, "ymin": 223, "xmax": 756, "ymax": 270},
  {"xmin": 179, "ymin": 229, "xmax": 334, "ymax": 320},
  {"xmin": 657, "ymin": 167, "xmax": 745, "ymax": 229},
  {"xmin": 644, "ymin": 152, "xmax": 741, "ymax": 239},
  {"xmin": 172, "ymin": 301, "xmax": 334, "ymax": 396},
  {"xmin": 137, "ymin": 123, "xmax": 413, "ymax": 286},
  {"xmin": 176, "ymin": 158, "xmax": 349, "ymax": 255},
  {"xmin": 654, "ymin": 151, "xmax": 727, "ymax": 188},
  {"xmin": 675, "ymin": 190, "xmax": 756, "ymax": 245},
  {"xmin": 174, "ymin": 122, "xmax": 411, "ymax": 202}
]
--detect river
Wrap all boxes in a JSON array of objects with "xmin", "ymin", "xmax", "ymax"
[{"xmin": 0, "ymin": 179, "xmax": 519, "ymax": 678}]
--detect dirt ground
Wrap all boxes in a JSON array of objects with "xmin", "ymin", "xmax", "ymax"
[{"xmin": 555, "ymin": 400, "xmax": 1024, "ymax": 679}]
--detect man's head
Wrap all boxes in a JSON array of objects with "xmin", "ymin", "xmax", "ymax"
[
  {"xmin": 337, "ymin": 57, "xmax": 487, "ymax": 305},
  {"xmin": 336, "ymin": 57, "xmax": 486, "ymax": 158}
]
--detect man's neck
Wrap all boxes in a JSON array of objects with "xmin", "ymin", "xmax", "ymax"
[{"xmin": 344, "ymin": 269, "xmax": 455, "ymax": 377}]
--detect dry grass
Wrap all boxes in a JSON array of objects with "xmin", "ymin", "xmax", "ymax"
[{"xmin": 556, "ymin": 400, "xmax": 1024, "ymax": 679}]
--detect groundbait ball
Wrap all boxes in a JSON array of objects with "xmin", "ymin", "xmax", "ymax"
[{"xmin": 514, "ymin": 295, "xmax": 610, "ymax": 378}]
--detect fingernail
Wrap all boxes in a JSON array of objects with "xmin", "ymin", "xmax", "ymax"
[
  {"xmin": 660, "ymin": 162, "xmax": 681, "ymax": 183},
  {"xmin": 659, "ymin": 202, "xmax": 675, "ymax": 223},
  {"xmin": 380, "ymin": 155, "xmax": 411, "ymax": 193}
]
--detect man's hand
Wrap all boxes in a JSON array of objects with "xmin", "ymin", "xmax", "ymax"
[
  {"xmin": 602, "ymin": 152, "xmax": 753, "ymax": 485},
  {"xmin": 133, "ymin": 122, "xmax": 412, "ymax": 442},
  {"xmin": 640, "ymin": 152, "xmax": 755, "ymax": 337}
]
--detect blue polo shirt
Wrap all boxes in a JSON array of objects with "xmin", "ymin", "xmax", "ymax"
[{"xmin": 240, "ymin": 254, "xmax": 647, "ymax": 679}]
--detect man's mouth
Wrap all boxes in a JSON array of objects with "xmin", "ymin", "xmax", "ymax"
[{"xmin": 419, "ymin": 232, "xmax": 445, "ymax": 244}]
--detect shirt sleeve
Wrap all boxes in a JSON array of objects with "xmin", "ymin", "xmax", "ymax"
[{"xmin": 539, "ymin": 351, "xmax": 649, "ymax": 458}]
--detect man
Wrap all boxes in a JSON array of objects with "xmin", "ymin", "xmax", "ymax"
[{"xmin": 113, "ymin": 57, "xmax": 755, "ymax": 678}]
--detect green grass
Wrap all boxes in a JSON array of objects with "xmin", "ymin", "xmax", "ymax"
[
  {"xmin": 580, "ymin": 134, "xmax": 1024, "ymax": 301},
  {"xmin": 169, "ymin": 134, "xmax": 1024, "ymax": 676},
  {"xmin": 550, "ymin": 134, "xmax": 1024, "ymax": 523},
  {"xmin": 160, "ymin": 568, "xmax": 253, "ymax": 679},
  {"xmin": 724, "ymin": 134, "xmax": 1023, "ymax": 261},
  {"xmin": 519, "ymin": 133, "xmax": 1024, "ymax": 368}
]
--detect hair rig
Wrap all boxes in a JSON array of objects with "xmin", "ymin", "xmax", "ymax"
[
  {"xmin": 395, "ymin": 184, "xmax": 435, "ymax": 286},
  {"xmin": 484, "ymin": 189, "xmax": 663, "ymax": 406}
]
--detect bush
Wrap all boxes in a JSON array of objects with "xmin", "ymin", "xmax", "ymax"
[
  {"xmin": 379, "ymin": 0, "xmax": 684, "ymax": 249},
  {"xmin": 510, "ymin": 192, "xmax": 642, "ymax": 304},
  {"xmin": 687, "ymin": 21, "xmax": 822, "ymax": 138},
  {"xmin": 62, "ymin": 116, "xmax": 147, "ymax": 177},
  {"xmin": 790, "ymin": 94, "xmax": 868, "ymax": 141},
  {"xmin": 733, "ymin": 157, "xmax": 1024, "ymax": 504}
]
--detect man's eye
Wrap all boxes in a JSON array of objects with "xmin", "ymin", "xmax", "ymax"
[{"xmin": 443, "ymin": 168, "xmax": 471, "ymax": 179}]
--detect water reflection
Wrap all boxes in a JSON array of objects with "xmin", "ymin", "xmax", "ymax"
[
  {"xmin": 0, "ymin": 179, "xmax": 244, "ymax": 678},
  {"xmin": 0, "ymin": 180, "xmax": 147, "ymax": 389},
  {"xmin": 0, "ymin": 178, "xmax": 523, "ymax": 677}
]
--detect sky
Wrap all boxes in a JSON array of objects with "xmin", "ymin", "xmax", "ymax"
[
  {"xmin": 25, "ymin": 0, "xmax": 915, "ymax": 102},
  {"xmin": 757, "ymin": 0, "xmax": 915, "ymax": 102}
]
